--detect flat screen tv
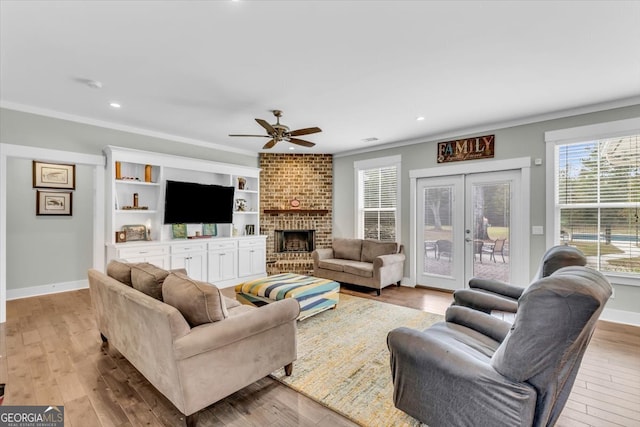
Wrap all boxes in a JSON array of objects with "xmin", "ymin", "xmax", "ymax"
[{"xmin": 163, "ymin": 180, "xmax": 235, "ymax": 224}]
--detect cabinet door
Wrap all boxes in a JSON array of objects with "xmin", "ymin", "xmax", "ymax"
[
  {"xmin": 145, "ymin": 255, "xmax": 170, "ymax": 269},
  {"xmin": 250, "ymin": 244, "xmax": 266, "ymax": 275},
  {"xmin": 172, "ymin": 253, "xmax": 206, "ymax": 281},
  {"xmin": 208, "ymin": 250, "xmax": 237, "ymax": 283},
  {"xmin": 238, "ymin": 245, "xmax": 265, "ymax": 277},
  {"xmin": 188, "ymin": 252, "xmax": 207, "ymax": 281}
]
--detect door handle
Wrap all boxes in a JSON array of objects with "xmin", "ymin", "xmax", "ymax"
[{"xmin": 465, "ymin": 238, "xmax": 473, "ymax": 242}]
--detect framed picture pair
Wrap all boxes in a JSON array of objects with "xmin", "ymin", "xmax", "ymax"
[{"xmin": 33, "ymin": 161, "xmax": 76, "ymax": 216}]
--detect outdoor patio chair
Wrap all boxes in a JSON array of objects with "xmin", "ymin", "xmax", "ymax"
[
  {"xmin": 482, "ymin": 238, "xmax": 506, "ymax": 262},
  {"xmin": 436, "ymin": 240, "xmax": 452, "ymax": 261}
]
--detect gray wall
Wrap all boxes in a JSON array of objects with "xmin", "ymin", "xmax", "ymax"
[
  {"xmin": 0, "ymin": 108, "xmax": 258, "ymax": 167},
  {"xmin": 1, "ymin": 108, "xmax": 258, "ymax": 292},
  {"xmin": 6, "ymin": 158, "xmax": 94, "ymax": 289},
  {"xmin": 333, "ymin": 104, "xmax": 640, "ymax": 314}
]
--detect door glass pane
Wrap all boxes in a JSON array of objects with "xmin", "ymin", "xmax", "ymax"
[
  {"xmin": 471, "ymin": 182, "xmax": 510, "ymax": 282},
  {"xmin": 423, "ymin": 186, "xmax": 454, "ymax": 277}
]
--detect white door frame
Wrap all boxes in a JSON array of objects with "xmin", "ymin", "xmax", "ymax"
[
  {"xmin": 0, "ymin": 143, "xmax": 105, "ymax": 323},
  {"xmin": 409, "ymin": 157, "xmax": 531, "ymax": 287}
]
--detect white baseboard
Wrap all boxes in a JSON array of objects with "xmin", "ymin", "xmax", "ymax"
[
  {"xmin": 6, "ymin": 279, "xmax": 89, "ymax": 300},
  {"xmin": 600, "ymin": 307, "xmax": 640, "ymax": 327},
  {"xmin": 400, "ymin": 276, "xmax": 415, "ymax": 287}
]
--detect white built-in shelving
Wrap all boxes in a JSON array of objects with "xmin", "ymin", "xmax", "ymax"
[{"xmin": 104, "ymin": 146, "xmax": 265, "ymax": 287}]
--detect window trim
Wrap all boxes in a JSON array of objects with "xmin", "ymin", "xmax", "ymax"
[
  {"xmin": 545, "ymin": 117, "xmax": 640, "ymax": 287},
  {"xmin": 354, "ymin": 155, "xmax": 401, "ymax": 241}
]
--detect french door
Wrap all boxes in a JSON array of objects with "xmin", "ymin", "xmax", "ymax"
[{"xmin": 417, "ymin": 170, "xmax": 523, "ymax": 291}]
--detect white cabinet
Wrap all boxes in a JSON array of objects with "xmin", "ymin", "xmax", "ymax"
[
  {"xmin": 110, "ymin": 244, "xmax": 170, "ymax": 269},
  {"xmin": 171, "ymin": 243, "xmax": 207, "ymax": 281},
  {"xmin": 207, "ymin": 240, "xmax": 237, "ymax": 283},
  {"xmin": 104, "ymin": 147, "xmax": 265, "ymax": 287},
  {"xmin": 238, "ymin": 237, "xmax": 266, "ymax": 278}
]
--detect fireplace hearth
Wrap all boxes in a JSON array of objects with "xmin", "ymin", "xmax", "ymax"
[{"xmin": 275, "ymin": 229, "xmax": 315, "ymax": 253}]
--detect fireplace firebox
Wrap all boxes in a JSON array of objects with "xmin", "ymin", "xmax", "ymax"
[{"xmin": 275, "ymin": 229, "xmax": 315, "ymax": 253}]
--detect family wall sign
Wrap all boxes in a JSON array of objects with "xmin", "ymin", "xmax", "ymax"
[{"xmin": 437, "ymin": 134, "xmax": 495, "ymax": 163}]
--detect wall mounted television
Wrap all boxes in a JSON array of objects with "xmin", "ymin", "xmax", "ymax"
[{"xmin": 163, "ymin": 180, "xmax": 234, "ymax": 224}]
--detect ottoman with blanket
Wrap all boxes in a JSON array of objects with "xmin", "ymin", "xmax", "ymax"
[{"xmin": 236, "ymin": 273, "xmax": 340, "ymax": 320}]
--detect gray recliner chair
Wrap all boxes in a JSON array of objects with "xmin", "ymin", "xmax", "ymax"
[
  {"xmin": 453, "ymin": 245, "xmax": 587, "ymax": 315},
  {"xmin": 387, "ymin": 266, "xmax": 611, "ymax": 427}
]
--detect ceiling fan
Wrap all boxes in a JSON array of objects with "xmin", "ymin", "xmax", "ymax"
[{"xmin": 229, "ymin": 110, "xmax": 322, "ymax": 149}]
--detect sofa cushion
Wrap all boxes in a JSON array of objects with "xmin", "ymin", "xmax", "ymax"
[
  {"xmin": 333, "ymin": 238, "xmax": 363, "ymax": 261},
  {"xmin": 361, "ymin": 240, "xmax": 398, "ymax": 263},
  {"xmin": 106, "ymin": 259, "xmax": 136, "ymax": 286},
  {"xmin": 131, "ymin": 263, "xmax": 170, "ymax": 300},
  {"xmin": 343, "ymin": 261, "xmax": 374, "ymax": 278},
  {"xmin": 318, "ymin": 259, "xmax": 348, "ymax": 272},
  {"xmin": 162, "ymin": 272, "xmax": 229, "ymax": 327}
]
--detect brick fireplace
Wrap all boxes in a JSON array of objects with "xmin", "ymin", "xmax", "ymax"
[{"xmin": 260, "ymin": 153, "xmax": 332, "ymax": 275}]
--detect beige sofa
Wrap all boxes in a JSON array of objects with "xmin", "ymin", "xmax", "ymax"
[
  {"xmin": 88, "ymin": 261, "xmax": 299, "ymax": 427},
  {"xmin": 312, "ymin": 238, "xmax": 405, "ymax": 295}
]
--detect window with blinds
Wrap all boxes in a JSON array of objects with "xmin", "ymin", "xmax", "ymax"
[
  {"xmin": 556, "ymin": 134, "xmax": 640, "ymax": 275},
  {"xmin": 358, "ymin": 165, "xmax": 398, "ymax": 241}
]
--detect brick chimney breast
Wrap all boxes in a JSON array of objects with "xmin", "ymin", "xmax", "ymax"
[{"xmin": 260, "ymin": 153, "xmax": 333, "ymax": 275}]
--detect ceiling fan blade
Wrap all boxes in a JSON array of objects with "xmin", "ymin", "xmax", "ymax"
[
  {"xmin": 229, "ymin": 134, "xmax": 270, "ymax": 137},
  {"xmin": 290, "ymin": 127, "xmax": 322, "ymax": 137},
  {"xmin": 289, "ymin": 138, "xmax": 316, "ymax": 147},
  {"xmin": 255, "ymin": 118, "xmax": 276, "ymax": 135},
  {"xmin": 263, "ymin": 139, "xmax": 277, "ymax": 149}
]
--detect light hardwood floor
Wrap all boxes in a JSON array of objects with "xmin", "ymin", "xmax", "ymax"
[{"xmin": 0, "ymin": 284, "xmax": 638, "ymax": 427}]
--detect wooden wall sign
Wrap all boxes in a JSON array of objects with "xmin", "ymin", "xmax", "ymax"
[{"xmin": 437, "ymin": 134, "xmax": 495, "ymax": 163}]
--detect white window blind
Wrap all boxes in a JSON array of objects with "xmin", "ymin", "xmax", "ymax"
[
  {"xmin": 556, "ymin": 134, "xmax": 640, "ymax": 275},
  {"xmin": 358, "ymin": 164, "xmax": 398, "ymax": 241}
]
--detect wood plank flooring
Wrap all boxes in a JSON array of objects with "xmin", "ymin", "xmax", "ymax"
[{"xmin": 0, "ymin": 284, "xmax": 637, "ymax": 427}]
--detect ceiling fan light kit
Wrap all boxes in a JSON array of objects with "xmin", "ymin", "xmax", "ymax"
[{"xmin": 230, "ymin": 110, "xmax": 322, "ymax": 149}]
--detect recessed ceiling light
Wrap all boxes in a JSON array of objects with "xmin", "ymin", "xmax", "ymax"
[
  {"xmin": 289, "ymin": 146, "xmax": 295, "ymax": 150},
  {"xmin": 416, "ymin": 116, "xmax": 425, "ymax": 121},
  {"xmin": 109, "ymin": 102, "xmax": 121, "ymax": 109}
]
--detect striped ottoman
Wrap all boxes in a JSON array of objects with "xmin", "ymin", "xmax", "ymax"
[{"xmin": 235, "ymin": 273, "xmax": 340, "ymax": 320}]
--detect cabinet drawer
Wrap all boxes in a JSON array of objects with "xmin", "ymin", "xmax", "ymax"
[
  {"xmin": 118, "ymin": 245, "xmax": 168, "ymax": 258},
  {"xmin": 171, "ymin": 243, "xmax": 206, "ymax": 254},
  {"xmin": 238, "ymin": 239, "xmax": 265, "ymax": 249},
  {"xmin": 208, "ymin": 240, "xmax": 237, "ymax": 251}
]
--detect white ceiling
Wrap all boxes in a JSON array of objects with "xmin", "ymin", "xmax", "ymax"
[{"xmin": 1, "ymin": 1, "xmax": 639, "ymax": 156}]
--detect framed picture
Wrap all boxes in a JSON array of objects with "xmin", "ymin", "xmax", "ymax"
[
  {"xmin": 122, "ymin": 224, "xmax": 148, "ymax": 241},
  {"xmin": 172, "ymin": 223, "xmax": 187, "ymax": 239},
  {"xmin": 36, "ymin": 190, "xmax": 72, "ymax": 216},
  {"xmin": 203, "ymin": 223, "xmax": 217, "ymax": 236},
  {"xmin": 33, "ymin": 161, "xmax": 76, "ymax": 189}
]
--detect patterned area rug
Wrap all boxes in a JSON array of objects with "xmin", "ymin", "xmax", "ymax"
[{"xmin": 271, "ymin": 293, "xmax": 443, "ymax": 426}]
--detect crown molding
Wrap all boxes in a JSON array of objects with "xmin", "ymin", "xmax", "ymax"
[
  {"xmin": 335, "ymin": 96, "xmax": 640, "ymax": 158},
  {"xmin": 0, "ymin": 102, "xmax": 258, "ymax": 158}
]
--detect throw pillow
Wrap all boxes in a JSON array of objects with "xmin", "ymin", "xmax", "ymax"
[
  {"xmin": 162, "ymin": 272, "xmax": 228, "ymax": 327},
  {"xmin": 361, "ymin": 240, "xmax": 398, "ymax": 263},
  {"xmin": 106, "ymin": 259, "xmax": 135, "ymax": 286},
  {"xmin": 130, "ymin": 263, "xmax": 170, "ymax": 300}
]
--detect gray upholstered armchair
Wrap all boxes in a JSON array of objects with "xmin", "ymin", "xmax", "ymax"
[
  {"xmin": 387, "ymin": 266, "xmax": 611, "ymax": 427},
  {"xmin": 453, "ymin": 245, "xmax": 586, "ymax": 315}
]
